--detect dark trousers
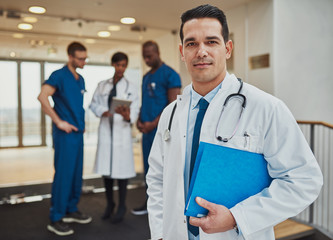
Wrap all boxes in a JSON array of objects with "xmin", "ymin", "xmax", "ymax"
[{"xmin": 103, "ymin": 177, "xmax": 128, "ymax": 208}]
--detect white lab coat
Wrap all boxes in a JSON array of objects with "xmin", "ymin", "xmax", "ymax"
[
  {"xmin": 146, "ymin": 74, "xmax": 323, "ymax": 240},
  {"xmin": 89, "ymin": 77, "xmax": 139, "ymax": 179}
]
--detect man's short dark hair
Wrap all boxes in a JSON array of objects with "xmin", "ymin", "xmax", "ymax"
[
  {"xmin": 111, "ymin": 52, "xmax": 128, "ymax": 64},
  {"xmin": 142, "ymin": 40, "xmax": 159, "ymax": 53},
  {"xmin": 180, "ymin": 4, "xmax": 229, "ymax": 44},
  {"xmin": 67, "ymin": 42, "xmax": 86, "ymax": 56}
]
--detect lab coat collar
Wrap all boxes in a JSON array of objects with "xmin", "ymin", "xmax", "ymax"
[{"xmin": 108, "ymin": 76, "xmax": 126, "ymax": 85}]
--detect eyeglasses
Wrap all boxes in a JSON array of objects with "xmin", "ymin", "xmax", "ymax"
[{"xmin": 74, "ymin": 56, "xmax": 89, "ymax": 62}]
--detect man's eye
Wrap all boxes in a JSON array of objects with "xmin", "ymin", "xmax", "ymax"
[{"xmin": 186, "ymin": 42, "xmax": 195, "ymax": 47}]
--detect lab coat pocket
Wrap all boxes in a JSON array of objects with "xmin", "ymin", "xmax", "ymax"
[{"xmin": 223, "ymin": 135, "xmax": 261, "ymax": 153}]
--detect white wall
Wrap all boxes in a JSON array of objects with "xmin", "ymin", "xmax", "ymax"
[
  {"xmin": 228, "ymin": 0, "xmax": 333, "ymax": 123},
  {"xmin": 274, "ymin": 0, "xmax": 333, "ymax": 123},
  {"xmin": 226, "ymin": 5, "xmax": 247, "ymax": 80},
  {"xmin": 227, "ymin": 0, "xmax": 274, "ymax": 94}
]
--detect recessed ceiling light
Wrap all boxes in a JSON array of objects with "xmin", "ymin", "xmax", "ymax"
[
  {"xmin": 28, "ymin": 6, "xmax": 46, "ymax": 14},
  {"xmin": 108, "ymin": 25, "xmax": 121, "ymax": 31},
  {"xmin": 18, "ymin": 23, "xmax": 33, "ymax": 30},
  {"xmin": 12, "ymin": 33, "xmax": 24, "ymax": 39},
  {"xmin": 23, "ymin": 16, "xmax": 38, "ymax": 23},
  {"xmin": 97, "ymin": 31, "xmax": 111, "ymax": 38},
  {"xmin": 85, "ymin": 39, "xmax": 96, "ymax": 44},
  {"xmin": 10, "ymin": 52, "xmax": 16, "ymax": 57},
  {"xmin": 120, "ymin": 17, "xmax": 136, "ymax": 25}
]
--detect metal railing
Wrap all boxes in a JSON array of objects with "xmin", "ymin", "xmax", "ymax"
[{"xmin": 296, "ymin": 121, "xmax": 333, "ymax": 236}]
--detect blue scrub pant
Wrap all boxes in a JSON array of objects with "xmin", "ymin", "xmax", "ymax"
[
  {"xmin": 50, "ymin": 129, "xmax": 84, "ymax": 222},
  {"xmin": 142, "ymin": 128, "xmax": 157, "ymax": 177}
]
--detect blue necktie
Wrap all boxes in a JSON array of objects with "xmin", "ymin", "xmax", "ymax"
[{"xmin": 188, "ymin": 98, "xmax": 209, "ymax": 236}]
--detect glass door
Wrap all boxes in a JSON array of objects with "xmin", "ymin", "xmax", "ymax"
[
  {"xmin": 0, "ymin": 61, "xmax": 19, "ymax": 147},
  {"xmin": 21, "ymin": 62, "xmax": 42, "ymax": 146}
]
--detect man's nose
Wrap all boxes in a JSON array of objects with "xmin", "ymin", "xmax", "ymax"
[{"xmin": 197, "ymin": 43, "xmax": 208, "ymax": 58}]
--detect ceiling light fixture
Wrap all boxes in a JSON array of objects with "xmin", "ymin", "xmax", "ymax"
[
  {"xmin": 120, "ymin": 17, "xmax": 136, "ymax": 25},
  {"xmin": 18, "ymin": 23, "xmax": 33, "ymax": 30},
  {"xmin": 28, "ymin": 6, "xmax": 46, "ymax": 14},
  {"xmin": 47, "ymin": 45, "xmax": 58, "ymax": 57},
  {"xmin": 12, "ymin": 33, "xmax": 24, "ymax": 39},
  {"xmin": 23, "ymin": 16, "xmax": 38, "ymax": 23},
  {"xmin": 10, "ymin": 52, "xmax": 16, "ymax": 57},
  {"xmin": 97, "ymin": 31, "xmax": 111, "ymax": 38},
  {"xmin": 85, "ymin": 39, "xmax": 96, "ymax": 44},
  {"xmin": 108, "ymin": 25, "xmax": 121, "ymax": 31}
]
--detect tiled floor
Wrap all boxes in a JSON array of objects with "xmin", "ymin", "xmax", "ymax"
[{"xmin": 0, "ymin": 142, "xmax": 144, "ymax": 187}]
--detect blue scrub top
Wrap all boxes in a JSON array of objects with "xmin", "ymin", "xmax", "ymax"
[
  {"xmin": 140, "ymin": 63, "xmax": 181, "ymax": 122},
  {"xmin": 44, "ymin": 65, "xmax": 86, "ymax": 132}
]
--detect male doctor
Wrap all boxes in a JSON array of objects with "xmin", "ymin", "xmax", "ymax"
[{"xmin": 146, "ymin": 4, "xmax": 323, "ymax": 240}]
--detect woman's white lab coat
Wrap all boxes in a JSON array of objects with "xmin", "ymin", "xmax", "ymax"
[
  {"xmin": 146, "ymin": 74, "xmax": 323, "ymax": 240},
  {"xmin": 89, "ymin": 77, "xmax": 139, "ymax": 179}
]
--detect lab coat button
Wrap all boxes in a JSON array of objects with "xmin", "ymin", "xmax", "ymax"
[{"xmin": 184, "ymin": 219, "xmax": 186, "ymax": 223}]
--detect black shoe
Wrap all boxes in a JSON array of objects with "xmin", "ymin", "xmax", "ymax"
[
  {"xmin": 47, "ymin": 220, "xmax": 74, "ymax": 236},
  {"xmin": 131, "ymin": 202, "xmax": 147, "ymax": 215},
  {"xmin": 101, "ymin": 203, "xmax": 115, "ymax": 220},
  {"xmin": 111, "ymin": 206, "xmax": 126, "ymax": 224},
  {"xmin": 62, "ymin": 211, "xmax": 92, "ymax": 224}
]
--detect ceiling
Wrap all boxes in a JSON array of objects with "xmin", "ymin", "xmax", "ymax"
[{"xmin": 0, "ymin": 0, "xmax": 255, "ymax": 64}]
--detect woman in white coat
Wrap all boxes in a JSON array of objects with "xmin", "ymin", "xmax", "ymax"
[{"xmin": 90, "ymin": 52, "xmax": 139, "ymax": 223}]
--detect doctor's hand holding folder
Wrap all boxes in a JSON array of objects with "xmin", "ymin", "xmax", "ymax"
[{"xmin": 185, "ymin": 142, "xmax": 273, "ymax": 225}]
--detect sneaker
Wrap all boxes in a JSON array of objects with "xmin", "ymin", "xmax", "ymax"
[
  {"xmin": 47, "ymin": 220, "xmax": 74, "ymax": 236},
  {"xmin": 131, "ymin": 203, "xmax": 148, "ymax": 215},
  {"xmin": 62, "ymin": 211, "xmax": 92, "ymax": 224}
]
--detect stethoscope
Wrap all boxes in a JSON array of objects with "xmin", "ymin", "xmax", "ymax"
[
  {"xmin": 163, "ymin": 78, "xmax": 246, "ymax": 142},
  {"xmin": 215, "ymin": 78, "xmax": 246, "ymax": 142},
  {"xmin": 110, "ymin": 77, "xmax": 131, "ymax": 99}
]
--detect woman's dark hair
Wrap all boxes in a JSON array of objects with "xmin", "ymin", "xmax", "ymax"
[
  {"xmin": 180, "ymin": 4, "xmax": 229, "ymax": 44},
  {"xmin": 111, "ymin": 52, "xmax": 128, "ymax": 64}
]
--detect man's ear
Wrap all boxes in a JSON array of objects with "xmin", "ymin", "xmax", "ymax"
[
  {"xmin": 179, "ymin": 44, "xmax": 185, "ymax": 61},
  {"xmin": 225, "ymin": 40, "xmax": 233, "ymax": 59}
]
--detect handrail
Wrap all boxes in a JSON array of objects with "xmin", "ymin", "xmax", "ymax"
[
  {"xmin": 297, "ymin": 120, "xmax": 333, "ymax": 129},
  {"xmin": 296, "ymin": 120, "xmax": 332, "ymax": 236}
]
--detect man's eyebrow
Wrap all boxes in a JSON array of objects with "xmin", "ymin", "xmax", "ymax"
[
  {"xmin": 206, "ymin": 36, "xmax": 222, "ymax": 41},
  {"xmin": 183, "ymin": 37, "xmax": 195, "ymax": 44}
]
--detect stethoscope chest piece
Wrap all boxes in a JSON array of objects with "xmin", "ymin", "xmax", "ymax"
[{"xmin": 163, "ymin": 129, "xmax": 171, "ymax": 141}]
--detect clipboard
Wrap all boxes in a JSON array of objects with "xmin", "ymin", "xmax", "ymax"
[
  {"xmin": 185, "ymin": 141, "xmax": 272, "ymax": 217},
  {"xmin": 109, "ymin": 97, "xmax": 132, "ymax": 113}
]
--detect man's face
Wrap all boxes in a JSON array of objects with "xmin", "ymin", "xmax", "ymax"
[
  {"xmin": 112, "ymin": 59, "xmax": 128, "ymax": 79},
  {"xmin": 179, "ymin": 18, "xmax": 232, "ymax": 88},
  {"xmin": 142, "ymin": 46, "xmax": 160, "ymax": 69},
  {"xmin": 69, "ymin": 50, "xmax": 88, "ymax": 69}
]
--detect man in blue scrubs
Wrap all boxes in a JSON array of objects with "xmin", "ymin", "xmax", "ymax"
[
  {"xmin": 132, "ymin": 40, "xmax": 182, "ymax": 215},
  {"xmin": 38, "ymin": 42, "xmax": 91, "ymax": 236}
]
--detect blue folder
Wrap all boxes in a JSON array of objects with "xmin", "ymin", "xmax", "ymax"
[{"xmin": 185, "ymin": 141, "xmax": 272, "ymax": 217}]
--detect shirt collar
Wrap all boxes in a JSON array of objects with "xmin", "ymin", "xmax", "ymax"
[{"xmin": 190, "ymin": 72, "xmax": 229, "ymax": 109}]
